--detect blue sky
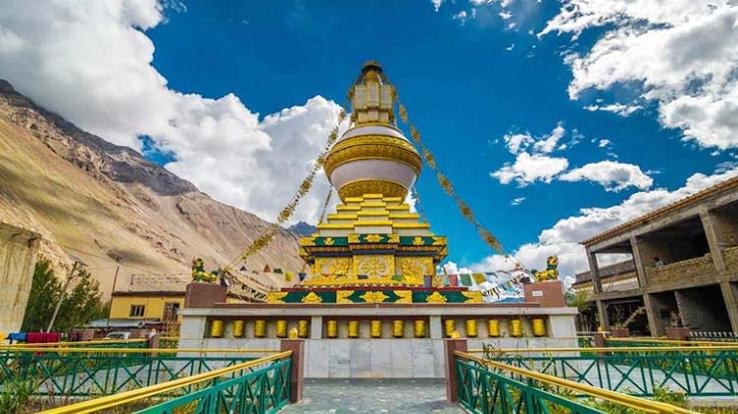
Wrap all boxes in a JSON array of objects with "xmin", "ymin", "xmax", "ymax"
[
  {"xmin": 146, "ymin": 1, "xmax": 734, "ymax": 266},
  {"xmin": 2, "ymin": 0, "xmax": 737, "ymax": 276}
]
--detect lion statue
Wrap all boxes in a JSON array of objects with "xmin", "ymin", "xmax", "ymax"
[
  {"xmin": 530, "ymin": 255, "xmax": 559, "ymax": 282},
  {"xmin": 191, "ymin": 257, "xmax": 217, "ymax": 283}
]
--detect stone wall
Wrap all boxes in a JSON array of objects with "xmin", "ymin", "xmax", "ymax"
[
  {"xmin": 675, "ymin": 286, "xmax": 732, "ymax": 331},
  {"xmin": 0, "ymin": 223, "xmax": 40, "ymax": 336}
]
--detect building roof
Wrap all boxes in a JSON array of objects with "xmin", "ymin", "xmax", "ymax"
[{"xmin": 582, "ymin": 175, "xmax": 738, "ymax": 246}]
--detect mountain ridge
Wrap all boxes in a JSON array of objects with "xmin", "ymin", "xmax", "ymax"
[{"xmin": 0, "ymin": 79, "xmax": 303, "ymax": 297}]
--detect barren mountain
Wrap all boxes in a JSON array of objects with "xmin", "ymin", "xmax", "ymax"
[{"xmin": 0, "ymin": 80, "xmax": 303, "ymax": 297}]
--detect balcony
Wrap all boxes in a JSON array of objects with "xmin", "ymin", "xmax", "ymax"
[
  {"xmin": 723, "ymin": 245, "xmax": 738, "ymax": 272},
  {"xmin": 645, "ymin": 254, "xmax": 716, "ymax": 289}
]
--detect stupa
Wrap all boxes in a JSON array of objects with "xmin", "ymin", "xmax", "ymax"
[{"xmin": 178, "ymin": 62, "xmax": 578, "ymax": 379}]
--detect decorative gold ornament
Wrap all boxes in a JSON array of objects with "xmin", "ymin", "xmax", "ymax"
[
  {"xmin": 338, "ymin": 180, "xmax": 408, "ymax": 201},
  {"xmin": 324, "ymin": 135, "xmax": 422, "ymax": 178},
  {"xmin": 267, "ymin": 291, "xmax": 289, "ymax": 304},
  {"xmin": 461, "ymin": 291, "xmax": 484, "ymax": 304},
  {"xmin": 360, "ymin": 291, "xmax": 389, "ymax": 303},
  {"xmin": 397, "ymin": 257, "xmax": 433, "ymax": 285},
  {"xmin": 348, "ymin": 233, "xmax": 361, "ymax": 243},
  {"xmin": 337, "ymin": 290, "xmax": 355, "ymax": 304},
  {"xmin": 323, "ymin": 237, "xmax": 335, "ymax": 246},
  {"xmin": 387, "ymin": 233, "xmax": 400, "ymax": 243},
  {"xmin": 364, "ymin": 234, "xmax": 383, "ymax": 243},
  {"xmin": 426, "ymin": 291, "xmax": 447, "ymax": 304},
  {"xmin": 394, "ymin": 290, "xmax": 412, "ymax": 304},
  {"xmin": 354, "ymin": 255, "xmax": 393, "ymax": 278},
  {"xmin": 301, "ymin": 291, "xmax": 323, "ymax": 304},
  {"xmin": 315, "ymin": 257, "xmax": 351, "ymax": 276},
  {"xmin": 412, "ymin": 236, "xmax": 424, "ymax": 246}
]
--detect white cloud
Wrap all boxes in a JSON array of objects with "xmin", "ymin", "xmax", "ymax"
[
  {"xmin": 532, "ymin": 123, "xmax": 565, "ymax": 154},
  {"xmin": 559, "ymin": 161, "xmax": 653, "ymax": 192},
  {"xmin": 510, "ymin": 197, "xmax": 526, "ymax": 206},
  {"xmin": 476, "ymin": 167, "xmax": 738, "ymax": 278},
  {"xmin": 541, "ymin": 1, "xmax": 738, "ymax": 150},
  {"xmin": 584, "ymin": 103, "xmax": 641, "ymax": 116},
  {"xmin": 0, "ymin": 0, "xmax": 341, "ymax": 224},
  {"xmin": 598, "ymin": 139, "xmax": 611, "ymax": 148},
  {"xmin": 431, "ymin": 0, "xmax": 444, "ymax": 12},
  {"xmin": 503, "ymin": 133, "xmax": 534, "ymax": 154},
  {"xmin": 492, "ymin": 152, "xmax": 569, "ymax": 186}
]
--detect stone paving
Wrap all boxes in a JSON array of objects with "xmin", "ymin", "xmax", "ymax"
[{"xmin": 281, "ymin": 379, "xmax": 465, "ymax": 414}]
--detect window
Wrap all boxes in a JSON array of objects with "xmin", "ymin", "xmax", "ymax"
[
  {"xmin": 163, "ymin": 302, "xmax": 180, "ymax": 321},
  {"xmin": 129, "ymin": 304, "xmax": 145, "ymax": 318}
]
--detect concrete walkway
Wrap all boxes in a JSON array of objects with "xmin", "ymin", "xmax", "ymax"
[{"xmin": 282, "ymin": 379, "xmax": 465, "ymax": 414}]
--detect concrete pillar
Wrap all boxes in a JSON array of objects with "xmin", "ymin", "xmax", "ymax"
[
  {"xmin": 701, "ymin": 210, "xmax": 727, "ymax": 273},
  {"xmin": 643, "ymin": 294, "xmax": 663, "ymax": 337},
  {"xmin": 720, "ymin": 282, "xmax": 738, "ymax": 333},
  {"xmin": 443, "ymin": 339, "xmax": 468, "ymax": 403},
  {"xmin": 429, "ymin": 315, "xmax": 443, "ymax": 339},
  {"xmin": 629, "ymin": 236, "xmax": 649, "ymax": 289},
  {"xmin": 280, "ymin": 339, "xmax": 305, "ymax": 403},
  {"xmin": 309, "ymin": 316, "xmax": 322, "ymax": 339},
  {"xmin": 586, "ymin": 248, "xmax": 602, "ymax": 294},
  {"xmin": 595, "ymin": 300, "xmax": 609, "ymax": 331}
]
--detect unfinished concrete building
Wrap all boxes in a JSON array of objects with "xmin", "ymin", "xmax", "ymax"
[{"xmin": 577, "ymin": 176, "xmax": 738, "ymax": 336}]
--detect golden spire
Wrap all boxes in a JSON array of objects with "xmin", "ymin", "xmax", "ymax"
[{"xmin": 348, "ymin": 60, "xmax": 396, "ymax": 126}]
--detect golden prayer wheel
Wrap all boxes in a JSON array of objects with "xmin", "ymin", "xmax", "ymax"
[
  {"xmin": 510, "ymin": 319, "xmax": 523, "ymax": 337},
  {"xmin": 298, "ymin": 320, "xmax": 309, "ymax": 338},
  {"xmin": 488, "ymin": 319, "xmax": 500, "ymax": 337},
  {"xmin": 233, "ymin": 320, "xmax": 244, "ymax": 338},
  {"xmin": 393, "ymin": 320, "xmax": 404, "ymax": 338},
  {"xmin": 532, "ymin": 318, "xmax": 546, "ymax": 337},
  {"xmin": 289, "ymin": 327, "xmax": 299, "ymax": 339},
  {"xmin": 348, "ymin": 320, "xmax": 360, "ymax": 338},
  {"xmin": 326, "ymin": 320, "xmax": 338, "ymax": 338},
  {"xmin": 414, "ymin": 319, "xmax": 426, "ymax": 338},
  {"xmin": 276, "ymin": 320, "xmax": 287, "ymax": 338},
  {"xmin": 370, "ymin": 320, "xmax": 382, "ymax": 338},
  {"xmin": 465, "ymin": 319, "xmax": 478, "ymax": 338},
  {"xmin": 210, "ymin": 320, "xmax": 223, "ymax": 338},
  {"xmin": 444, "ymin": 319, "xmax": 456, "ymax": 338},
  {"xmin": 254, "ymin": 319, "xmax": 266, "ymax": 338}
]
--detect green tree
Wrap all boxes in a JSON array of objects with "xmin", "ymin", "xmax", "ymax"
[{"xmin": 21, "ymin": 257, "xmax": 106, "ymax": 332}]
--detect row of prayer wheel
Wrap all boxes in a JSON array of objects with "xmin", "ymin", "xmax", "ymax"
[
  {"xmin": 325, "ymin": 319, "xmax": 427, "ymax": 338},
  {"xmin": 444, "ymin": 318, "xmax": 546, "ymax": 338},
  {"xmin": 210, "ymin": 319, "xmax": 310, "ymax": 338}
]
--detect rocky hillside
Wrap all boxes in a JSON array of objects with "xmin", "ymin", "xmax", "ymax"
[{"xmin": 0, "ymin": 80, "xmax": 303, "ymax": 297}]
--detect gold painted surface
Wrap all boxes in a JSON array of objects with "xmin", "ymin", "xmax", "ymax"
[
  {"xmin": 393, "ymin": 320, "xmax": 404, "ymax": 338},
  {"xmin": 210, "ymin": 320, "xmax": 223, "ymax": 338},
  {"xmin": 465, "ymin": 319, "xmax": 478, "ymax": 338},
  {"xmin": 338, "ymin": 180, "xmax": 408, "ymax": 201},
  {"xmin": 353, "ymin": 254, "xmax": 394, "ymax": 278},
  {"xmin": 254, "ymin": 320, "xmax": 266, "ymax": 338},
  {"xmin": 510, "ymin": 320, "xmax": 523, "ymax": 337},
  {"xmin": 461, "ymin": 291, "xmax": 484, "ymax": 304},
  {"xmin": 426, "ymin": 291, "xmax": 447, "ymax": 304},
  {"xmin": 394, "ymin": 290, "xmax": 412, "ymax": 303},
  {"xmin": 266, "ymin": 291, "xmax": 289, "ymax": 304},
  {"xmin": 301, "ymin": 292, "xmax": 323, "ymax": 304},
  {"xmin": 414, "ymin": 319, "xmax": 426, "ymax": 338},
  {"xmin": 233, "ymin": 320, "xmax": 244, "ymax": 338},
  {"xmin": 276, "ymin": 320, "xmax": 287, "ymax": 338},
  {"xmin": 359, "ymin": 291, "xmax": 389, "ymax": 303},
  {"xmin": 444, "ymin": 319, "xmax": 455, "ymax": 338},
  {"xmin": 397, "ymin": 257, "xmax": 433, "ymax": 285},
  {"xmin": 488, "ymin": 319, "xmax": 500, "ymax": 337},
  {"xmin": 326, "ymin": 320, "xmax": 337, "ymax": 338},
  {"xmin": 336, "ymin": 290, "xmax": 355, "ymax": 304},
  {"xmin": 298, "ymin": 320, "xmax": 309, "ymax": 338},
  {"xmin": 324, "ymin": 135, "xmax": 421, "ymax": 177},
  {"xmin": 348, "ymin": 320, "xmax": 359, "ymax": 338},
  {"xmin": 532, "ymin": 318, "xmax": 546, "ymax": 337},
  {"xmin": 315, "ymin": 257, "xmax": 351, "ymax": 276},
  {"xmin": 370, "ymin": 320, "xmax": 382, "ymax": 338}
]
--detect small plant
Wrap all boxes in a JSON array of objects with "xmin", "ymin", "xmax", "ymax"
[{"xmin": 0, "ymin": 378, "xmax": 34, "ymax": 414}]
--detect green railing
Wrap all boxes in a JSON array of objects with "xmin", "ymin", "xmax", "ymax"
[
  {"xmin": 456, "ymin": 357, "xmax": 602, "ymax": 413},
  {"xmin": 138, "ymin": 357, "xmax": 291, "ymax": 414},
  {"xmin": 40, "ymin": 351, "xmax": 293, "ymax": 414},
  {"xmin": 455, "ymin": 352, "xmax": 695, "ymax": 414},
  {"xmin": 495, "ymin": 349, "xmax": 738, "ymax": 397},
  {"xmin": 0, "ymin": 348, "xmax": 256, "ymax": 397}
]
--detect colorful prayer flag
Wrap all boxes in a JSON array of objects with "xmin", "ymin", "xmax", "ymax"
[
  {"xmin": 460, "ymin": 274, "xmax": 472, "ymax": 286},
  {"xmin": 472, "ymin": 273, "xmax": 485, "ymax": 284},
  {"xmin": 448, "ymin": 274, "xmax": 458, "ymax": 287}
]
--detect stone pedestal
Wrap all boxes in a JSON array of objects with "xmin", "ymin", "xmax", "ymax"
[
  {"xmin": 665, "ymin": 326, "xmax": 690, "ymax": 341},
  {"xmin": 444, "ymin": 339, "xmax": 468, "ymax": 402},
  {"xmin": 185, "ymin": 283, "xmax": 227, "ymax": 308},
  {"xmin": 524, "ymin": 280, "xmax": 567, "ymax": 308},
  {"xmin": 280, "ymin": 339, "xmax": 305, "ymax": 403}
]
